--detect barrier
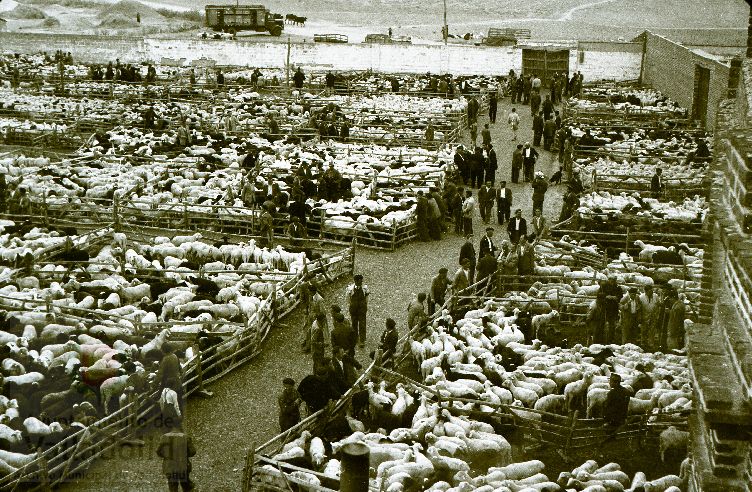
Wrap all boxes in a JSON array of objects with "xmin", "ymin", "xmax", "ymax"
[
  {"xmin": 0, "ymin": 238, "xmax": 354, "ymax": 491},
  {"xmin": 241, "ymin": 290, "xmax": 690, "ymax": 491}
]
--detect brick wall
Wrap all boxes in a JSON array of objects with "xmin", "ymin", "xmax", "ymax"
[
  {"xmin": 0, "ymin": 32, "xmax": 642, "ymax": 79},
  {"xmin": 642, "ymin": 31, "xmax": 730, "ymax": 128}
]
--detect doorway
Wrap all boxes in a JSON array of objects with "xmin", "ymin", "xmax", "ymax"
[{"xmin": 521, "ymin": 48, "xmax": 570, "ymax": 86}]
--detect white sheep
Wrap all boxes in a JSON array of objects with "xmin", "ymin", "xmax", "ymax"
[{"xmin": 658, "ymin": 426, "xmax": 689, "ymax": 462}]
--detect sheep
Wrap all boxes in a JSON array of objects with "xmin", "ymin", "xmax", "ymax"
[
  {"xmin": 628, "ymin": 395, "xmax": 658, "ymax": 415},
  {"xmin": 0, "ymin": 424, "xmax": 23, "ymax": 448},
  {"xmin": 0, "ymin": 449, "xmax": 35, "ymax": 469},
  {"xmin": 563, "ymin": 372, "xmax": 592, "ymax": 413},
  {"xmin": 533, "ymin": 394, "xmax": 566, "ymax": 415},
  {"xmin": 659, "ymin": 426, "xmax": 689, "ymax": 462},
  {"xmin": 586, "ymin": 387, "xmax": 609, "ymax": 418},
  {"xmin": 119, "ymin": 282, "xmax": 151, "ymax": 304}
]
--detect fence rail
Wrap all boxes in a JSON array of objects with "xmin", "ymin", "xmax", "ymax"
[{"xmin": 0, "ymin": 239, "xmax": 354, "ymax": 491}]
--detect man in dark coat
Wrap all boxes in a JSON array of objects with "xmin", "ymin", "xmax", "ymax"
[
  {"xmin": 486, "ymin": 144, "xmax": 498, "ymax": 186},
  {"xmin": 477, "ymin": 181, "xmax": 493, "ymax": 224},
  {"xmin": 430, "ymin": 267, "xmax": 451, "ymax": 313},
  {"xmin": 157, "ymin": 427, "xmax": 196, "ymax": 492},
  {"xmin": 415, "ymin": 191, "xmax": 430, "ymax": 241},
  {"xmin": 331, "ymin": 310, "xmax": 357, "ymax": 356},
  {"xmin": 542, "ymin": 95, "xmax": 554, "ymax": 120},
  {"xmin": 451, "ymin": 188, "xmax": 464, "ymax": 235},
  {"xmin": 298, "ymin": 365, "xmax": 340, "ymax": 413},
  {"xmin": 603, "ymin": 374, "xmax": 630, "ymax": 427},
  {"xmin": 293, "ymin": 67, "xmax": 305, "ymax": 89},
  {"xmin": 530, "ymin": 90, "xmax": 541, "ymax": 116},
  {"xmin": 651, "ymin": 168, "xmax": 664, "ymax": 198},
  {"xmin": 600, "ymin": 275, "xmax": 623, "ymax": 344},
  {"xmin": 543, "ymin": 117, "xmax": 557, "ymax": 151},
  {"xmin": 496, "ymin": 181, "xmax": 512, "ymax": 224},
  {"xmin": 488, "ymin": 92, "xmax": 498, "ymax": 123},
  {"xmin": 454, "ymin": 145, "xmax": 468, "ymax": 185},
  {"xmin": 522, "ymin": 143, "xmax": 539, "ymax": 182},
  {"xmin": 507, "ymin": 209, "xmax": 527, "ymax": 244},
  {"xmin": 378, "ymin": 318, "xmax": 399, "ymax": 369},
  {"xmin": 532, "ymin": 112, "xmax": 544, "ymax": 147},
  {"xmin": 511, "ymin": 145, "xmax": 523, "ymax": 184},
  {"xmin": 278, "ymin": 377, "xmax": 301, "ymax": 431},
  {"xmin": 476, "ymin": 250, "xmax": 498, "ymax": 295},
  {"xmin": 459, "ymin": 235, "xmax": 477, "ymax": 284},
  {"xmin": 478, "ymin": 226, "xmax": 498, "ymax": 260}
]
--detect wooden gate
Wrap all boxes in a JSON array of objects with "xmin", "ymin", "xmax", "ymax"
[
  {"xmin": 522, "ymin": 48, "xmax": 570, "ymax": 86},
  {"xmin": 693, "ymin": 64, "xmax": 710, "ymax": 127}
]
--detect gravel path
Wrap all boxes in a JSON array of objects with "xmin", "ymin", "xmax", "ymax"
[{"xmin": 60, "ymin": 92, "xmax": 566, "ymax": 491}]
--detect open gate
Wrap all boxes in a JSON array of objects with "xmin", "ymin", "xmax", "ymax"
[{"xmin": 522, "ymin": 48, "xmax": 570, "ymax": 85}]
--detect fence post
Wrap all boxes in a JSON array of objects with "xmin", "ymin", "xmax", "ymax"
[
  {"xmin": 350, "ymin": 237, "xmax": 356, "ymax": 274},
  {"xmin": 242, "ymin": 445, "xmax": 256, "ymax": 492},
  {"xmin": 319, "ymin": 209, "xmax": 326, "ymax": 239},
  {"xmin": 113, "ymin": 194, "xmax": 120, "ymax": 231},
  {"xmin": 37, "ymin": 448, "xmax": 51, "ymax": 491},
  {"xmin": 625, "ymin": 227, "xmax": 630, "ymax": 256},
  {"xmin": 194, "ymin": 343, "xmax": 214, "ymax": 399},
  {"xmin": 42, "ymin": 192, "xmax": 49, "ymax": 228},
  {"xmin": 271, "ymin": 282, "xmax": 278, "ymax": 324},
  {"xmin": 183, "ymin": 202, "xmax": 189, "ymax": 229},
  {"xmin": 391, "ymin": 220, "xmax": 397, "ymax": 251},
  {"xmin": 561, "ymin": 410, "xmax": 579, "ymax": 462}
]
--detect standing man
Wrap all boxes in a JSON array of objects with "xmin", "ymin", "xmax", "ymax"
[
  {"xmin": 452, "ymin": 187, "xmax": 464, "ymax": 235},
  {"xmin": 619, "ymin": 288, "xmax": 641, "ymax": 345},
  {"xmin": 531, "ymin": 171, "xmax": 549, "ymax": 213},
  {"xmin": 462, "ymin": 190, "xmax": 475, "ymax": 236},
  {"xmin": 667, "ymin": 294, "xmax": 686, "ymax": 351},
  {"xmin": 530, "ymin": 89, "xmax": 542, "ymax": 117},
  {"xmin": 507, "ymin": 209, "xmax": 527, "ymax": 244},
  {"xmin": 601, "ymin": 275, "xmax": 623, "ymax": 344},
  {"xmin": 477, "ymin": 181, "xmax": 493, "ymax": 224},
  {"xmin": 481, "ymin": 123, "xmax": 492, "ymax": 148},
  {"xmin": 278, "ymin": 377, "xmax": 301, "ymax": 431},
  {"xmin": 460, "ymin": 234, "xmax": 477, "ymax": 285},
  {"xmin": 157, "ymin": 425, "xmax": 196, "ymax": 492},
  {"xmin": 478, "ymin": 226, "xmax": 498, "ymax": 260},
  {"xmin": 532, "ymin": 111, "xmax": 544, "ymax": 147},
  {"xmin": 156, "ymin": 342, "xmax": 184, "ymax": 413},
  {"xmin": 407, "ymin": 293, "xmax": 428, "ymax": 330},
  {"xmin": 430, "ymin": 267, "xmax": 451, "ymax": 314},
  {"xmin": 293, "ymin": 67, "xmax": 305, "ymax": 89},
  {"xmin": 511, "ymin": 144, "xmax": 523, "ymax": 184},
  {"xmin": 599, "ymin": 373, "xmax": 631, "ymax": 450},
  {"xmin": 516, "ymin": 233, "xmax": 535, "ymax": 291},
  {"xmin": 486, "ymin": 144, "xmax": 498, "ymax": 186},
  {"xmin": 346, "ymin": 274, "xmax": 369, "ymax": 348},
  {"xmin": 543, "ymin": 117, "xmax": 557, "ymax": 152},
  {"xmin": 522, "ymin": 143, "xmax": 539, "ymax": 183},
  {"xmin": 378, "ymin": 318, "xmax": 399, "ymax": 369},
  {"xmin": 651, "ymin": 168, "xmax": 664, "ymax": 199},
  {"xmin": 531, "ymin": 73, "xmax": 541, "ymax": 93},
  {"xmin": 488, "ymin": 91, "xmax": 498, "ymax": 123},
  {"xmin": 453, "ymin": 257, "xmax": 471, "ymax": 294},
  {"xmin": 454, "ymin": 145, "xmax": 468, "ymax": 185},
  {"xmin": 507, "ymin": 107, "xmax": 520, "ymax": 141},
  {"xmin": 258, "ymin": 202, "xmax": 275, "ymax": 248},
  {"xmin": 531, "ymin": 208, "xmax": 548, "ymax": 238},
  {"xmin": 638, "ymin": 285, "xmax": 660, "ymax": 350},
  {"xmin": 496, "ymin": 181, "xmax": 512, "ymax": 225},
  {"xmin": 542, "ymin": 95, "xmax": 554, "ymax": 120}
]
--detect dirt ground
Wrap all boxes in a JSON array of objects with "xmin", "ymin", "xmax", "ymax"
[{"xmin": 57, "ymin": 89, "xmax": 575, "ymax": 491}]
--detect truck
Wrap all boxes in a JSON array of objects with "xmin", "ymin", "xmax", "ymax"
[{"xmin": 205, "ymin": 4, "xmax": 284, "ymax": 36}]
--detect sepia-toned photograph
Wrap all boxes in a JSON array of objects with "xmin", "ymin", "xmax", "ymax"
[{"xmin": 0, "ymin": 0, "xmax": 748, "ymax": 490}]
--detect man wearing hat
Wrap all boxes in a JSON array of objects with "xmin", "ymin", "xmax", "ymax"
[
  {"xmin": 478, "ymin": 227, "xmax": 498, "ymax": 260},
  {"xmin": 602, "ymin": 373, "xmax": 630, "ymax": 430},
  {"xmin": 522, "ymin": 143, "xmax": 538, "ymax": 182},
  {"xmin": 511, "ymin": 144, "xmax": 523, "ymax": 184},
  {"xmin": 531, "ymin": 171, "xmax": 548, "ymax": 213},
  {"xmin": 461, "ymin": 190, "xmax": 475, "ymax": 236},
  {"xmin": 258, "ymin": 201, "xmax": 275, "ymax": 248},
  {"xmin": 507, "ymin": 209, "xmax": 527, "ymax": 244},
  {"xmin": 346, "ymin": 274, "xmax": 369, "ymax": 348},
  {"xmin": 278, "ymin": 377, "xmax": 301, "ymax": 431},
  {"xmin": 619, "ymin": 287, "xmax": 641, "ymax": 344},
  {"xmin": 459, "ymin": 234, "xmax": 477, "ymax": 284},
  {"xmin": 430, "ymin": 267, "xmax": 451, "ymax": 314},
  {"xmin": 477, "ymin": 181, "xmax": 494, "ymax": 224},
  {"xmin": 453, "ymin": 257, "xmax": 471, "ymax": 294},
  {"xmin": 156, "ymin": 423, "xmax": 196, "ymax": 492},
  {"xmin": 495, "ymin": 180, "xmax": 512, "ymax": 225}
]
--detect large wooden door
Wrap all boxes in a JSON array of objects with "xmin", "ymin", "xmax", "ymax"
[
  {"xmin": 522, "ymin": 49, "xmax": 570, "ymax": 86},
  {"xmin": 693, "ymin": 65, "xmax": 710, "ymax": 127}
]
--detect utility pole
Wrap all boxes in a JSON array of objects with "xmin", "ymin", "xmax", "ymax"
[
  {"xmin": 443, "ymin": 0, "xmax": 448, "ymax": 45},
  {"xmin": 286, "ymin": 36, "xmax": 291, "ymax": 91}
]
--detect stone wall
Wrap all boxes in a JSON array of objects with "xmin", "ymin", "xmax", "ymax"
[
  {"xmin": 0, "ymin": 32, "xmax": 643, "ymax": 80},
  {"xmin": 641, "ymin": 31, "xmax": 731, "ymax": 128}
]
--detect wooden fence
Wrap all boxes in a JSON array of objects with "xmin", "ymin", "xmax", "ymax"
[
  {"xmin": 0, "ymin": 240, "xmax": 354, "ymax": 491},
  {"xmin": 241, "ymin": 290, "xmax": 689, "ymax": 491}
]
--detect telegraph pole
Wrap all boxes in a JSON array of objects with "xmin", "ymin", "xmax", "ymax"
[{"xmin": 443, "ymin": 0, "xmax": 448, "ymax": 45}]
